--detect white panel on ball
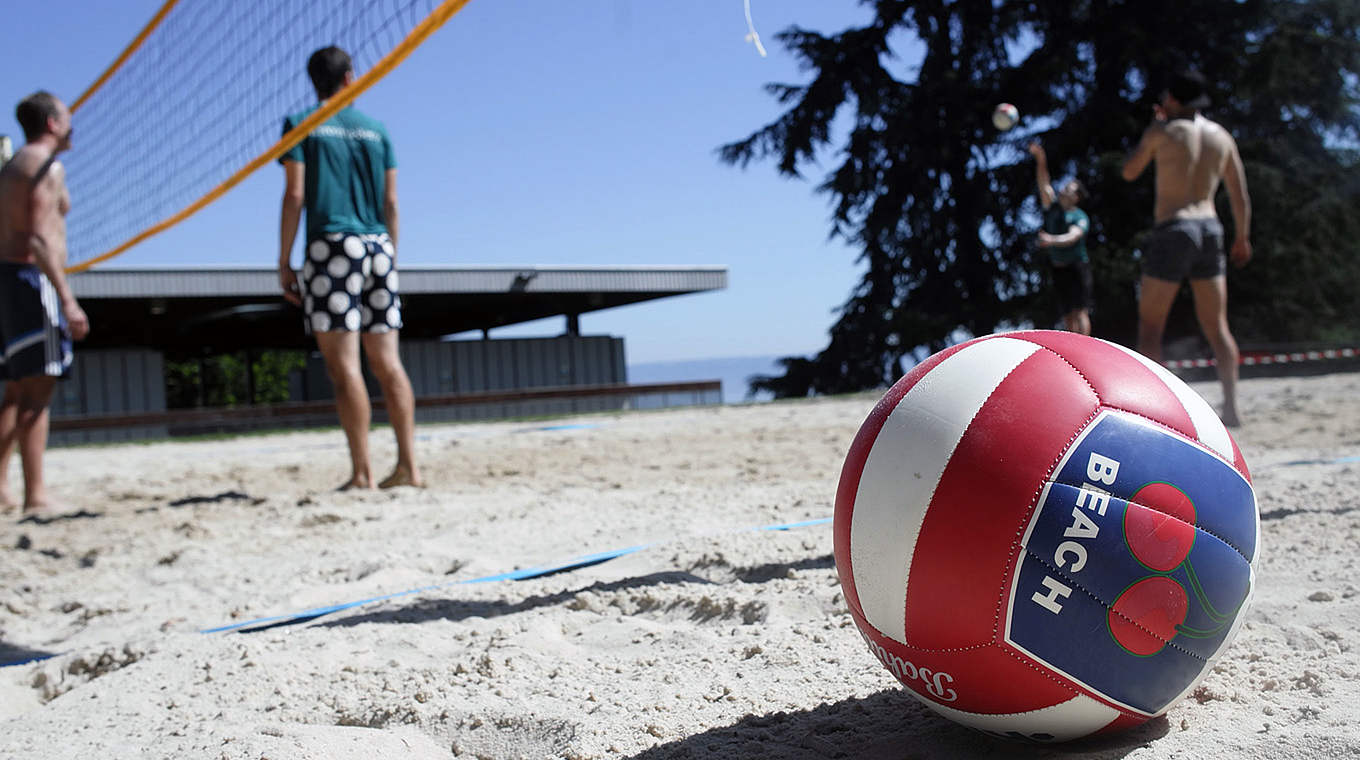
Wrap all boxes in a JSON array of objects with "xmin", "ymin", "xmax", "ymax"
[
  {"xmin": 851, "ymin": 337, "xmax": 1042, "ymax": 642},
  {"xmin": 919, "ymin": 692, "xmax": 1120, "ymax": 743}
]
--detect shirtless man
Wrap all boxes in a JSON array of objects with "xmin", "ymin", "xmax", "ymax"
[
  {"xmin": 1121, "ymin": 70, "xmax": 1251, "ymax": 426},
  {"xmin": 0, "ymin": 92, "xmax": 90, "ymax": 516}
]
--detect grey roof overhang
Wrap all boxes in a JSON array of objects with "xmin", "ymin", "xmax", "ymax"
[{"xmin": 69, "ymin": 266, "xmax": 727, "ymax": 354}]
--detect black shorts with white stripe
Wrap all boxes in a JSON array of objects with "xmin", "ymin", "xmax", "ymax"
[{"xmin": 0, "ymin": 261, "xmax": 74, "ymax": 381}]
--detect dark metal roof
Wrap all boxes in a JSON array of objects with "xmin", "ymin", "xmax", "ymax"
[{"xmin": 69, "ymin": 266, "xmax": 727, "ymax": 354}]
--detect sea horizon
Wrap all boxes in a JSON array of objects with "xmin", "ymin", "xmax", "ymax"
[{"xmin": 627, "ymin": 354, "xmax": 791, "ymax": 404}]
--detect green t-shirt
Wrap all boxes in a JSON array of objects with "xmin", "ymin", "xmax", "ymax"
[
  {"xmin": 281, "ymin": 105, "xmax": 396, "ymax": 241},
  {"xmin": 1043, "ymin": 205, "xmax": 1090, "ymax": 265}
]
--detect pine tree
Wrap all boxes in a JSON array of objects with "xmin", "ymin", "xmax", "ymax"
[{"xmin": 722, "ymin": 0, "xmax": 1360, "ymax": 397}]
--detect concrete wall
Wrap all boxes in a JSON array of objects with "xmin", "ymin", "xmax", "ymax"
[
  {"xmin": 34, "ymin": 336, "xmax": 636, "ymax": 444},
  {"xmin": 298, "ymin": 335, "xmax": 631, "ymax": 423},
  {"xmin": 47, "ymin": 348, "xmax": 169, "ymax": 445}
]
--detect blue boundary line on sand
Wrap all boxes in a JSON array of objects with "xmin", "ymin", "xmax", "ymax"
[
  {"xmin": 208, "ymin": 515, "xmax": 833, "ymax": 633},
  {"xmin": 0, "ymin": 516, "xmax": 832, "ymax": 667},
  {"xmin": 0, "ymin": 652, "xmax": 57, "ymax": 668},
  {"xmin": 200, "ymin": 543, "xmax": 656, "ymax": 634}
]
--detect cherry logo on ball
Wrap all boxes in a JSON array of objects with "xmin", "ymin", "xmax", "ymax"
[
  {"xmin": 1108, "ymin": 576, "xmax": 1189, "ymax": 656},
  {"xmin": 1109, "ymin": 483, "xmax": 1241, "ymax": 655},
  {"xmin": 1125, "ymin": 482, "xmax": 1197, "ymax": 572}
]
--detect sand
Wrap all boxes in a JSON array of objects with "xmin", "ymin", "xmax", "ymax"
[{"xmin": 1, "ymin": 371, "xmax": 1357, "ymax": 759}]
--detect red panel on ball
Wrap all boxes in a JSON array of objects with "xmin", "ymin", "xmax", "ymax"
[
  {"xmin": 856, "ymin": 618, "xmax": 1102, "ymax": 717},
  {"xmin": 903, "ymin": 344, "xmax": 1099, "ymax": 649},
  {"xmin": 1010, "ymin": 331, "xmax": 1197, "ymax": 441},
  {"xmin": 1229, "ymin": 434, "xmax": 1251, "ymax": 480}
]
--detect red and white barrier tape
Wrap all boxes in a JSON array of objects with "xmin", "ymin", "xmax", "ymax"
[{"xmin": 1163, "ymin": 347, "xmax": 1359, "ymax": 369}]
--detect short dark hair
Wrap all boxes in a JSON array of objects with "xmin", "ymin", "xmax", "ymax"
[
  {"xmin": 1167, "ymin": 69, "xmax": 1211, "ymax": 110},
  {"xmin": 16, "ymin": 91, "xmax": 61, "ymax": 141},
  {"xmin": 307, "ymin": 46, "xmax": 353, "ymax": 99}
]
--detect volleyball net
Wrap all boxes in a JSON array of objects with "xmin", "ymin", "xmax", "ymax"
[{"xmin": 64, "ymin": 0, "xmax": 472, "ymax": 274}]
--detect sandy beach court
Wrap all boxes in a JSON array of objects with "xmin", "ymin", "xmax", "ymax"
[{"xmin": 1, "ymin": 371, "xmax": 1358, "ymax": 759}]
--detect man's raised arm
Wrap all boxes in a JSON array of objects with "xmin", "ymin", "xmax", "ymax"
[
  {"xmin": 1121, "ymin": 118, "xmax": 1166, "ymax": 182},
  {"xmin": 1028, "ymin": 142, "xmax": 1056, "ymax": 208}
]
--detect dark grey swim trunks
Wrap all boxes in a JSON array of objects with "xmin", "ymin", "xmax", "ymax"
[{"xmin": 1141, "ymin": 217, "xmax": 1225, "ymax": 281}]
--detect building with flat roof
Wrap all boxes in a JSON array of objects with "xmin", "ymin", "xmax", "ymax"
[
  {"xmin": 72, "ymin": 266, "xmax": 727, "ymax": 351},
  {"xmin": 38, "ymin": 265, "xmax": 727, "ymax": 442}
]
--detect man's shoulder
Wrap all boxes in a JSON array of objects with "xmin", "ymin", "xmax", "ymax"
[
  {"xmin": 5, "ymin": 147, "xmax": 62, "ymax": 184},
  {"xmin": 285, "ymin": 104, "xmax": 321, "ymax": 128},
  {"xmin": 340, "ymin": 106, "xmax": 386, "ymax": 131},
  {"xmin": 1200, "ymin": 116, "xmax": 1236, "ymax": 142}
]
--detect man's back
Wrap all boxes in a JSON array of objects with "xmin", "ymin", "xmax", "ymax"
[
  {"xmin": 282, "ymin": 105, "xmax": 395, "ymax": 241},
  {"xmin": 1152, "ymin": 116, "xmax": 1236, "ymax": 223}
]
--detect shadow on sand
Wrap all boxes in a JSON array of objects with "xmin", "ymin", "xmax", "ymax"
[
  {"xmin": 0, "ymin": 640, "xmax": 59, "ymax": 669},
  {"xmin": 289, "ymin": 570, "xmax": 714, "ymax": 633},
  {"xmin": 238, "ymin": 554, "xmax": 836, "ymax": 634},
  {"xmin": 14, "ymin": 509, "xmax": 102, "ymax": 525},
  {"xmin": 168, "ymin": 490, "xmax": 262, "ymax": 508},
  {"xmin": 1260, "ymin": 505, "xmax": 1358, "ymax": 521},
  {"xmin": 624, "ymin": 689, "xmax": 1170, "ymax": 760}
]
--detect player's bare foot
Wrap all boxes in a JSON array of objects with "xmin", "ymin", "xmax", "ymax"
[
  {"xmin": 0, "ymin": 488, "xmax": 18, "ymax": 514},
  {"xmin": 17, "ymin": 501, "xmax": 66, "ymax": 522},
  {"xmin": 378, "ymin": 466, "xmax": 425, "ymax": 489},
  {"xmin": 1221, "ymin": 408, "xmax": 1242, "ymax": 428},
  {"xmin": 336, "ymin": 475, "xmax": 373, "ymax": 491}
]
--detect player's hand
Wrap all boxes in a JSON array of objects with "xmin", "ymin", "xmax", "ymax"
[
  {"xmin": 1036, "ymin": 232, "xmax": 1052, "ymax": 249},
  {"xmin": 1027, "ymin": 141, "xmax": 1045, "ymax": 160},
  {"xmin": 63, "ymin": 299, "xmax": 89, "ymax": 341},
  {"xmin": 1230, "ymin": 236, "xmax": 1251, "ymax": 267},
  {"xmin": 279, "ymin": 266, "xmax": 302, "ymax": 306}
]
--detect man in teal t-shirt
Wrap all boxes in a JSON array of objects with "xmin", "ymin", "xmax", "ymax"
[
  {"xmin": 281, "ymin": 104, "xmax": 394, "ymax": 243},
  {"xmin": 277, "ymin": 46, "xmax": 422, "ymax": 491},
  {"xmin": 1028, "ymin": 141, "xmax": 1093, "ymax": 335}
]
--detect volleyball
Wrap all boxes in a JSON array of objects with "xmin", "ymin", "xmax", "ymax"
[
  {"xmin": 834, "ymin": 330, "xmax": 1258, "ymax": 742},
  {"xmin": 992, "ymin": 102, "xmax": 1019, "ymax": 131}
]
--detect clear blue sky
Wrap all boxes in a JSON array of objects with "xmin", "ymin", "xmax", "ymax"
[{"xmin": 1, "ymin": 1, "xmax": 877, "ymax": 364}]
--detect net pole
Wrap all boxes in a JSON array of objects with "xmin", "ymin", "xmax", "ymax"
[
  {"xmin": 66, "ymin": 0, "xmax": 476, "ymax": 274},
  {"xmin": 70, "ymin": 0, "xmax": 182, "ymax": 113}
]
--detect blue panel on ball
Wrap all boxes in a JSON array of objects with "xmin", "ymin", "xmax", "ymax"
[
  {"xmin": 1052, "ymin": 411, "xmax": 1257, "ymax": 560},
  {"xmin": 1006, "ymin": 411, "xmax": 1257, "ymax": 715}
]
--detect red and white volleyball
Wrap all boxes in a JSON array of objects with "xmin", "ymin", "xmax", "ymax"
[
  {"xmin": 834, "ymin": 330, "xmax": 1258, "ymax": 742},
  {"xmin": 992, "ymin": 102, "xmax": 1019, "ymax": 131}
]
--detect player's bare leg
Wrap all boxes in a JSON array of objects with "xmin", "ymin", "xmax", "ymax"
[
  {"xmin": 1136, "ymin": 275, "xmax": 1181, "ymax": 363},
  {"xmin": 1064, "ymin": 308, "xmax": 1091, "ymax": 336},
  {"xmin": 9, "ymin": 376, "xmax": 62, "ymax": 515},
  {"xmin": 0, "ymin": 386, "xmax": 20, "ymax": 511},
  {"xmin": 363, "ymin": 331, "xmax": 423, "ymax": 489},
  {"xmin": 315, "ymin": 330, "xmax": 374, "ymax": 489},
  {"xmin": 1190, "ymin": 276, "xmax": 1242, "ymax": 427}
]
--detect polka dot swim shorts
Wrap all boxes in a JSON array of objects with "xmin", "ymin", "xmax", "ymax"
[{"xmin": 301, "ymin": 232, "xmax": 402, "ymax": 335}]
